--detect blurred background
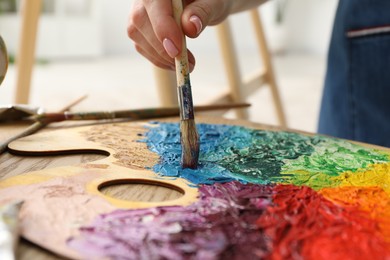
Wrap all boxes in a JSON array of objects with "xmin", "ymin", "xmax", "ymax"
[{"xmin": 0, "ymin": 0, "xmax": 338, "ymax": 132}]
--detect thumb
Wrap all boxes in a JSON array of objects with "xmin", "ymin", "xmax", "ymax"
[{"xmin": 181, "ymin": 0, "xmax": 232, "ymax": 38}]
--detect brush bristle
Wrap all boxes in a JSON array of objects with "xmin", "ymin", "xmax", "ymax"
[{"xmin": 180, "ymin": 119, "xmax": 200, "ymax": 169}]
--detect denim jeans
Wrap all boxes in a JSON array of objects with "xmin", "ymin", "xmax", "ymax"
[{"xmin": 318, "ymin": 0, "xmax": 390, "ymax": 147}]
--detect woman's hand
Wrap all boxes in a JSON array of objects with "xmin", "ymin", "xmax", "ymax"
[{"xmin": 127, "ymin": 0, "xmax": 234, "ymax": 71}]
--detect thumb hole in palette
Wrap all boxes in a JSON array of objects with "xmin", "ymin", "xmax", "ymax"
[{"xmin": 98, "ymin": 179, "xmax": 184, "ymax": 202}]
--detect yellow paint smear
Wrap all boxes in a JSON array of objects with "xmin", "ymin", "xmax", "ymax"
[
  {"xmin": 0, "ymin": 174, "xmax": 51, "ymax": 189},
  {"xmin": 0, "ymin": 166, "xmax": 84, "ymax": 189},
  {"xmin": 332, "ymin": 163, "xmax": 390, "ymax": 194}
]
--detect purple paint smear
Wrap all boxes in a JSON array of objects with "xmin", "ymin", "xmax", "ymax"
[{"xmin": 68, "ymin": 182, "xmax": 273, "ymax": 259}]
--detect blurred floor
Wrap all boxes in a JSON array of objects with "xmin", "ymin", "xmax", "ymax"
[{"xmin": 0, "ymin": 51, "xmax": 326, "ymax": 133}]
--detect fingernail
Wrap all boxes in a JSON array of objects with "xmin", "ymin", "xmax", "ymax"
[
  {"xmin": 189, "ymin": 15, "xmax": 202, "ymax": 35},
  {"xmin": 163, "ymin": 38, "xmax": 179, "ymax": 58},
  {"xmin": 189, "ymin": 62, "xmax": 195, "ymax": 72}
]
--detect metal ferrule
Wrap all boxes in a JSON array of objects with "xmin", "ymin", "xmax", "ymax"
[{"xmin": 178, "ymin": 83, "xmax": 194, "ymax": 120}]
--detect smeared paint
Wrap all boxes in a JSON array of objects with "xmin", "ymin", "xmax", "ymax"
[
  {"xmin": 281, "ymin": 139, "xmax": 389, "ymax": 189},
  {"xmin": 143, "ymin": 123, "xmax": 320, "ymax": 184},
  {"xmin": 143, "ymin": 123, "xmax": 389, "ymax": 189},
  {"xmin": 69, "ymin": 122, "xmax": 390, "ymax": 258},
  {"xmin": 256, "ymin": 184, "xmax": 390, "ymax": 260},
  {"xmin": 0, "ymin": 174, "xmax": 52, "ymax": 189},
  {"xmin": 283, "ymin": 138, "xmax": 389, "ymax": 175},
  {"xmin": 320, "ymin": 186, "xmax": 390, "ymax": 241},
  {"xmin": 69, "ymin": 182, "xmax": 390, "ymax": 259},
  {"xmin": 68, "ymin": 182, "xmax": 274, "ymax": 259},
  {"xmin": 332, "ymin": 163, "xmax": 390, "ymax": 194}
]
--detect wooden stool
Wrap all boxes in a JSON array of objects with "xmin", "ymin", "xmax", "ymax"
[
  {"xmin": 14, "ymin": 0, "xmax": 42, "ymax": 104},
  {"xmin": 154, "ymin": 9, "xmax": 287, "ymax": 127}
]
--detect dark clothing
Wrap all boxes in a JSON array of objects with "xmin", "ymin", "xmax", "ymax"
[{"xmin": 318, "ymin": 0, "xmax": 390, "ymax": 147}]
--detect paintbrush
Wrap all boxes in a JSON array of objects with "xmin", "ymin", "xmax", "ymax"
[
  {"xmin": 0, "ymin": 95, "xmax": 87, "ymax": 154},
  {"xmin": 32, "ymin": 103, "xmax": 250, "ymax": 123},
  {"xmin": 172, "ymin": 0, "xmax": 200, "ymax": 169}
]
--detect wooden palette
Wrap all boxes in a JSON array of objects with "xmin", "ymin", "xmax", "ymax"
[
  {"xmin": 2, "ymin": 118, "xmax": 388, "ymax": 259},
  {"xmin": 0, "ymin": 120, "xmax": 205, "ymax": 259}
]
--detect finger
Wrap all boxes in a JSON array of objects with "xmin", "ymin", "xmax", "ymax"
[
  {"xmin": 129, "ymin": 14, "xmax": 195, "ymax": 72},
  {"xmin": 181, "ymin": 0, "xmax": 231, "ymax": 38},
  {"xmin": 129, "ymin": 0, "xmax": 196, "ymax": 70},
  {"xmin": 129, "ymin": 10, "xmax": 175, "ymax": 66},
  {"xmin": 135, "ymin": 43, "xmax": 175, "ymax": 71},
  {"xmin": 143, "ymin": 0, "xmax": 183, "ymax": 58},
  {"xmin": 129, "ymin": 25, "xmax": 174, "ymax": 69},
  {"xmin": 136, "ymin": 37, "xmax": 175, "ymax": 69},
  {"xmin": 136, "ymin": 44, "xmax": 196, "ymax": 72},
  {"xmin": 129, "ymin": 1, "xmax": 177, "ymax": 65}
]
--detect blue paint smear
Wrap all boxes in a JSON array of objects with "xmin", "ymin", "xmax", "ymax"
[{"xmin": 141, "ymin": 122, "xmax": 322, "ymax": 185}]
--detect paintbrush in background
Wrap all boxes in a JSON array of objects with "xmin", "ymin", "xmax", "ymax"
[
  {"xmin": 0, "ymin": 102, "xmax": 249, "ymax": 154},
  {"xmin": 172, "ymin": 0, "xmax": 200, "ymax": 169},
  {"xmin": 0, "ymin": 95, "xmax": 88, "ymax": 154},
  {"xmin": 31, "ymin": 103, "xmax": 250, "ymax": 123}
]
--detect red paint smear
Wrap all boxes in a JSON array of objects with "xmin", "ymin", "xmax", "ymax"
[{"xmin": 256, "ymin": 185, "xmax": 390, "ymax": 260}]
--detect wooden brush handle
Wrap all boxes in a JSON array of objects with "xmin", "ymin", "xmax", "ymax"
[
  {"xmin": 172, "ymin": 0, "xmax": 190, "ymax": 86},
  {"xmin": 172, "ymin": 0, "xmax": 196, "ymax": 121},
  {"xmin": 34, "ymin": 103, "xmax": 251, "ymax": 122}
]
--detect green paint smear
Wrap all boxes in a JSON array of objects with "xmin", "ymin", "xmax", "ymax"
[
  {"xmin": 218, "ymin": 130, "xmax": 322, "ymax": 183},
  {"xmin": 144, "ymin": 123, "xmax": 389, "ymax": 188},
  {"xmin": 280, "ymin": 138, "xmax": 389, "ymax": 189}
]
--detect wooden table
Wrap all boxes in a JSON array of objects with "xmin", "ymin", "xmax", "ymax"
[{"xmin": 2, "ymin": 122, "xmax": 89, "ymax": 259}]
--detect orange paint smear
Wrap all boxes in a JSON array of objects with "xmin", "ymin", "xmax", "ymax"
[{"xmin": 320, "ymin": 186, "xmax": 390, "ymax": 241}]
